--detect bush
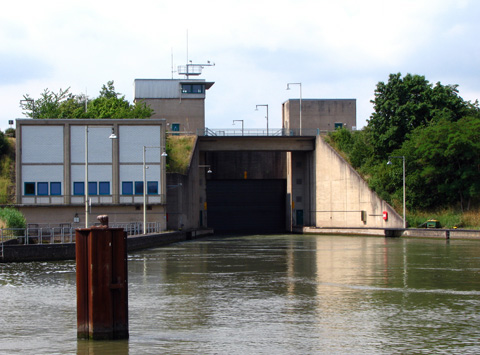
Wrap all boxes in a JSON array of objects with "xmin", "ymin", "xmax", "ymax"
[
  {"xmin": 4, "ymin": 128, "xmax": 15, "ymax": 138},
  {"xmin": 0, "ymin": 207, "xmax": 26, "ymax": 231}
]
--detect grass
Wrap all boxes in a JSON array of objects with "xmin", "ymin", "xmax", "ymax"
[
  {"xmin": 407, "ymin": 208, "xmax": 480, "ymax": 229},
  {"xmin": 166, "ymin": 135, "xmax": 196, "ymax": 174},
  {"xmin": 0, "ymin": 138, "xmax": 15, "ymax": 204}
]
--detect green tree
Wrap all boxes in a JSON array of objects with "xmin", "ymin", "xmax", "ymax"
[
  {"xmin": 21, "ymin": 87, "xmax": 72, "ymax": 118},
  {"xmin": 327, "ymin": 127, "xmax": 374, "ymax": 170},
  {"xmin": 406, "ymin": 117, "xmax": 480, "ymax": 211},
  {"xmin": 368, "ymin": 73, "xmax": 479, "ymax": 160},
  {"xmin": 327, "ymin": 73, "xmax": 480, "ymax": 216},
  {"xmin": 21, "ymin": 81, "xmax": 153, "ymax": 119},
  {"xmin": 0, "ymin": 130, "xmax": 9, "ymax": 157}
]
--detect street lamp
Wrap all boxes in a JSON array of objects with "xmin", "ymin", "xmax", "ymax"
[
  {"xmin": 143, "ymin": 146, "xmax": 168, "ymax": 234},
  {"xmin": 255, "ymin": 104, "xmax": 269, "ymax": 136},
  {"xmin": 233, "ymin": 120, "xmax": 244, "ymax": 136},
  {"xmin": 286, "ymin": 82, "xmax": 302, "ymax": 136},
  {"xmin": 85, "ymin": 126, "xmax": 117, "ymax": 228},
  {"xmin": 387, "ymin": 156, "xmax": 406, "ymax": 229}
]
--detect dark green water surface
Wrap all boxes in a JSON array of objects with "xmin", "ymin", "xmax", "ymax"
[{"xmin": 1, "ymin": 234, "xmax": 479, "ymax": 354}]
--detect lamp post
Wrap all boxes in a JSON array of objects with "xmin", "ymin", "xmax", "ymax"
[
  {"xmin": 286, "ymin": 82, "xmax": 302, "ymax": 136},
  {"xmin": 255, "ymin": 104, "xmax": 269, "ymax": 136},
  {"xmin": 387, "ymin": 156, "xmax": 406, "ymax": 229},
  {"xmin": 85, "ymin": 126, "xmax": 117, "ymax": 228},
  {"xmin": 232, "ymin": 120, "xmax": 244, "ymax": 136},
  {"xmin": 143, "ymin": 146, "xmax": 168, "ymax": 234}
]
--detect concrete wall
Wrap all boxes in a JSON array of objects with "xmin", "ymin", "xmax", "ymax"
[
  {"xmin": 289, "ymin": 151, "xmax": 314, "ymax": 228},
  {"xmin": 166, "ymin": 137, "xmax": 205, "ymax": 231},
  {"xmin": 283, "ymin": 99, "xmax": 357, "ymax": 132},
  {"xmin": 1, "ymin": 229, "xmax": 213, "ymax": 263},
  {"xmin": 18, "ymin": 204, "xmax": 167, "ymax": 229},
  {"xmin": 313, "ymin": 136, "xmax": 403, "ymax": 228},
  {"xmin": 145, "ymin": 98, "xmax": 205, "ymax": 133}
]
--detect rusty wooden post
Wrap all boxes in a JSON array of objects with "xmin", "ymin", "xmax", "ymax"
[{"xmin": 76, "ymin": 215, "xmax": 128, "ymax": 340}]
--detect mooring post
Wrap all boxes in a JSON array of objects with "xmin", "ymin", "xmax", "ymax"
[{"xmin": 76, "ymin": 215, "xmax": 129, "ymax": 340}]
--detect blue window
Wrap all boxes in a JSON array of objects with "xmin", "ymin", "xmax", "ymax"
[
  {"xmin": 147, "ymin": 181, "xmax": 158, "ymax": 195},
  {"xmin": 74, "ymin": 182, "xmax": 84, "ymax": 195},
  {"xmin": 122, "ymin": 182, "xmax": 133, "ymax": 195},
  {"xmin": 88, "ymin": 182, "xmax": 97, "ymax": 195},
  {"xmin": 99, "ymin": 181, "xmax": 110, "ymax": 195},
  {"xmin": 24, "ymin": 182, "xmax": 35, "ymax": 195},
  {"xmin": 37, "ymin": 182, "xmax": 48, "ymax": 196},
  {"xmin": 135, "ymin": 181, "xmax": 144, "ymax": 195},
  {"xmin": 50, "ymin": 182, "xmax": 61, "ymax": 196}
]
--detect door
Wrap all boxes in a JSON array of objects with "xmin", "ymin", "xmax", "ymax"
[
  {"xmin": 171, "ymin": 123, "xmax": 180, "ymax": 135},
  {"xmin": 296, "ymin": 209, "xmax": 304, "ymax": 226}
]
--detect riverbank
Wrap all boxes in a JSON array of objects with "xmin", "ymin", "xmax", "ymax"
[
  {"xmin": 0, "ymin": 228, "xmax": 213, "ymax": 263},
  {"xmin": 300, "ymin": 226, "xmax": 480, "ymax": 239}
]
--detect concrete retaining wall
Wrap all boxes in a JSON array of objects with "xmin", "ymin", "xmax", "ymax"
[
  {"xmin": 301, "ymin": 226, "xmax": 480, "ymax": 240},
  {"xmin": 1, "ymin": 229, "xmax": 213, "ymax": 263},
  {"xmin": 314, "ymin": 136, "xmax": 404, "ymax": 229}
]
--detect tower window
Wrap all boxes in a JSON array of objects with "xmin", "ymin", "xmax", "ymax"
[{"xmin": 182, "ymin": 84, "xmax": 205, "ymax": 94}]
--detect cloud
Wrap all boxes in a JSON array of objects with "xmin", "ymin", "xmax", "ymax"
[
  {"xmin": 1, "ymin": 0, "xmax": 480, "ymax": 130},
  {"xmin": 0, "ymin": 53, "xmax": 52, "ymax": 84}
]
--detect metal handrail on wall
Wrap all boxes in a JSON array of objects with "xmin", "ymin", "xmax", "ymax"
[
  {"xmin": 198, "ymin": 128, "xmax": 329, "ymax": 137},
  {"xmin": 0, "ymin": 222, "xmax": 162, "ymax": 247}
]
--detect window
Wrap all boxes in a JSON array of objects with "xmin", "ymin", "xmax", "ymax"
[
  {"xmin": 181, "ymin": 84, "xmax": 205, "ymax": 94},
  {"xmin": 135, "ymin": 181, "xmax": 144, "ymax": 195},
  {"xmin": 50, "ymin": 182, "xmax": 61, "ymax": 196},
  {"xmin": 37, "ymin": 182, "xmax": 48, "ymax": 195},
  {"xmin": 181, "ymin": 84, "xmax": 191, "ymax": 93},
  {"xmin": 25, "ymin": 182, "xmax": 35, "ymax": 195},
  {"xmin": 88, "ymin": 182, "xmax": 97, "ymax": 195},
  {"xmin": 74, "ymin": 182, "xmax": 84, "ymax": 195},
  {"xmin": 99, "ymin": 181, "xmax": 110, "ymax": 195},
  {"xmin": 147, "ymin": 181, "xmax": 158, "ymax": 195},
  {"xmin": 122, "ymin": 182, "xmax": 133, "ymax": 195}
]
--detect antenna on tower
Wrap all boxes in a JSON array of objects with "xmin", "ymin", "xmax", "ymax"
[
  {"xmin": 171, "ymin": 48, "xmax": 176, "ymax": 79},
  {"xmin": 178, "ymin": 61, "xmax": 215, "ymax": 78},
  {"xmin": 177, "ymin": 29, "xmax": 215, "ymax": 78}
]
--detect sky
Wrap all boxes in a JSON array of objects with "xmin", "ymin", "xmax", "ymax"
[{"xmin": 1, "ymin": 0, "xmax": 479, "ymax": 132}]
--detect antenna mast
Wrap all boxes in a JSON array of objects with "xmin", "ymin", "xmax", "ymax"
[{"xmin": 176, "ymin": 30, "xmax": 215, "ymax": 78}]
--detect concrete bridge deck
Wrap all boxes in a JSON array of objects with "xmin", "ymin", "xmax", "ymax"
[{"xmin": 198, "ymin": 135, "xmax": 316, "ymax": 152}]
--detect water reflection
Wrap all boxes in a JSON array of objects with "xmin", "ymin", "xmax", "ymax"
[{"xmin": 1, "ymin": 235, "xmax": 480, "ymax": 354}]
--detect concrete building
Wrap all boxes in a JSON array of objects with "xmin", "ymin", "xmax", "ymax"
[
  {"xmin": 16, "ymin": 119, "xmax": 167, "ymax": 229},
  {"xmin": 282, "ymin": 99, "xmax": 357, "ymax": 134},
  {"xmin": 134, "ymin": 79, "xmax": 214, "ymax": 134},
  {"xmin": 14, "ymin": 78, "xmax": 403, "ymax": 234}
]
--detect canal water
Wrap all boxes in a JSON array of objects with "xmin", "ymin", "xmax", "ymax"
[{"xmin": 1, "ymin": 234, "xmax": 480, "ymax": 354}]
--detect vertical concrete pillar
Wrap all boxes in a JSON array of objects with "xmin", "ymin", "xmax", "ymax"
[{"xmin": 76, "ymin": 219, "xmax": 128, "ymax": 340}]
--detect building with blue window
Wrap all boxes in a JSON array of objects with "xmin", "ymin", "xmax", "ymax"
[{"xmin": 16, "ymin": 118, "xmax": 167, "ymax": 228}]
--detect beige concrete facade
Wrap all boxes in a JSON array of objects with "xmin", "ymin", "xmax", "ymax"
[
  {"xmin": 311, "ymin": 136, "xmax": 403, "ymax": 228},
  {"xmin": 166, "ymin": 137, "xmax": 208, "ymax": 231},
  {"xmin": 283, "ymin": 99, "xmax": 357, "ymax": 133},
  {"xmin": 15, "ymin": 119, "xmax": 168, "ymax": 229},
  {"xmin": 144, "ymin": 98, "xmax": 205, "ymax": 134},
  {"xmin": 19, "ymin": 205, "xmax": 167, "ymax": 230}
]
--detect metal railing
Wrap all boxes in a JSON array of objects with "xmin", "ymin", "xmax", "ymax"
[
  {"xmin": 18, "ymin": 193, "xmax": 167, "ymax": 206},
  {"xmin": 0, "ymin": 222, "xmax": 163, "ymax": 248},
  {"xmin": 198, "ymin": 128, "xmax": 329, "ymax": 137}
]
